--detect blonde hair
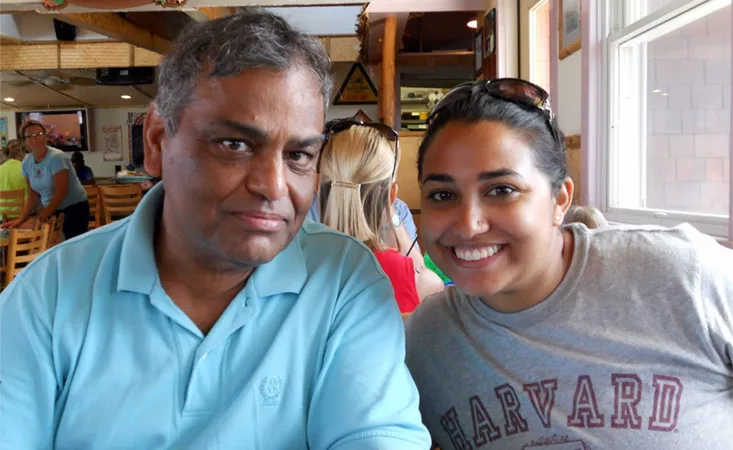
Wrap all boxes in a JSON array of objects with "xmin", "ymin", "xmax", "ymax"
[
  {"xmin": 563, "ymin": 205, "xmax": 609, "ymax": 229},
  {"xmin": 319, "ymin": 126, "xmax": 398, "ymax": 251}
]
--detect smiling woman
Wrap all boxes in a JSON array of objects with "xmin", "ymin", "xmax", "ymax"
[{"xmin": 405, "ymin": 78, "xmax": 733, "ymax": 450}]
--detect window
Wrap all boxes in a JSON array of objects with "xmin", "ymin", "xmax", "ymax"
[
  {"xmin": 529, "ymin": 0, "xmax": 551, "ymax": 92},
  {"xmin": 605, "ymin": 0, "xmax": 732, "ymax": 239}
]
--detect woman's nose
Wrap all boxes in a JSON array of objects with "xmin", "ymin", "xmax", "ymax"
[{"xmin": 453, "ymin": 201, "xmax": 490, "ymax": 239}]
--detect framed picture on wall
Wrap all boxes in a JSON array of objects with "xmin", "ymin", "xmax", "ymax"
[
  {"xmin": 484, "ymin": 9, "xmax": 496, "ymax": 57},
  {"xmin": 559, "ymin": 0, "xmax": 581, "ymax": 59},
  {"xmin": 474, "ymin": 28, "xmax": 484, "ymax": 77}
]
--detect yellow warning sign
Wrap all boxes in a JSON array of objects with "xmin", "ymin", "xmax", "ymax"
[{"xmin": 333, "ymin": 63, "xmax": 378, "ymax": 105}]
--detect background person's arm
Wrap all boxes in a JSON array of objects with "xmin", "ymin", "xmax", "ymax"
[
  {"xmin": 306, "ymin": 268, "xmax": 431, "ymax": 449},
  {"xmin": 2, "ymin": 177, "xmax": 39, "ymax": 228}
]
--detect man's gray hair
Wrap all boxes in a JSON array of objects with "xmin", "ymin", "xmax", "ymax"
[{"xmin": 155, "ymin": 9, "xmax": 333, "ymax": 135}]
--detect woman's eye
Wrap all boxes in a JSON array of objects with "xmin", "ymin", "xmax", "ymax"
[
  {"xmin": 219, "ymin": 140, "xmax": 249, "ymax": 153},
  {"xmin": 428, "ymin": 191, "xmax": 455, "ymax": 202},
  {"xmin": 487, "ymin": 186, "xmax": 517, "ymax": 196}
]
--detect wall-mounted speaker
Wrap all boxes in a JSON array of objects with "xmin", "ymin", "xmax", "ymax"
[{"xmin": 53, "ymin": 19, "xmax": 77, "ymax": 42}]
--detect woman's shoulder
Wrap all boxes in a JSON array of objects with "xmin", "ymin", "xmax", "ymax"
[
  {"xmin": 572, "ymin": 222, "xmax": 730, "ymax": 282},
  {"xmin": 408, "ymin": 288, "xmax": 466, "ymax": 332}
]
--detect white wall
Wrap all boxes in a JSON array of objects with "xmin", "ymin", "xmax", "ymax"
[
  {"xmin": 0, "ymin": 108, "xmax": 18, "ymax": 141},
  {"xmin": 556, "ymin": 51, "xmax": 582, "ymax": 134},
  {"xmin": 87, "ymin": 106, "xmax": 150, "ymax": 177}
]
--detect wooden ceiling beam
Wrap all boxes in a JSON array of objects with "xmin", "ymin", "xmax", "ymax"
[
  {"xmin": 56, "ymin": 13, "xmax": 171, "ymax": 54},
  {"xmin": 0, "ymin": 35, "xmax": 357, "ymax": 71},
  {"xmin": 185, "ymin": 7, "xmax": 232, "ymax": 22},
  {"xmin": 0, "ymin": 42, "xmax": 161, "ymax": 70}
]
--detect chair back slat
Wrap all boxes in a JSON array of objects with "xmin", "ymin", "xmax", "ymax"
[
  {"xmin": 84, "ymin": 186, "xmax": 102, "ymax": 229},
  {"xmin": 99, "ymin": 184, "xmax": 142, "ymax": 223},
  {"xmin": 5, "ymin": 223, "xmax": 50, "ymax": 284},
  {"xmin": 47, "ymin": 213, "xmax": 65, "ymax": 247},
  {"xmin": 0, "ymin": 189, "xmax": 26, "ymax": 222}
]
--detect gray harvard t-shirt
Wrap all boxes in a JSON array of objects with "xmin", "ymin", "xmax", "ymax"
[{"xmin": 406, "ymin": 223, "xmax": 733, "ymax": 450}]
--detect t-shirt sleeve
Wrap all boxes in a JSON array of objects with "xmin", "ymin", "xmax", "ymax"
[
  {"xmin": 394, "ymin": 198, "xmax": 419, "ymax": 244},
  {"xmin": 48, "ymin": 153, "xmax": 68, "ymax": 176},
  {"xmin": 697, "ymin": 234, "xmax": 733, "ymax": 372}
]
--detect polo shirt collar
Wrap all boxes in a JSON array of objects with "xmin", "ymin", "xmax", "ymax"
[
  {"xmin": 117, "ymin": 182, "xmax": 308, "ymax": 298},
  {"xmin": 117, "ymin": 182, "xmax": 163, "ymax": 295}
]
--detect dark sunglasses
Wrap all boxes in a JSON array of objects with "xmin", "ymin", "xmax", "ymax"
[
  {"xmin": 321, "ymin": 119, "xmax": 400, "ymax": 179},
  {"xmin": 427, "ymin": 78, "xmax": 558, "ymax": 141}
]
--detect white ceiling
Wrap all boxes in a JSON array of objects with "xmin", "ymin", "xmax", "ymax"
[
  {"xmin": 0, "ymin": 69, "xmax": 154, "ymax": 109},
  {"xmin": 265, "ymin": 6, "xmax": 363, "ymax": 36}
]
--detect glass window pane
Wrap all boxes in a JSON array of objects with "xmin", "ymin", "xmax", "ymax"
[
  {"xmin": 615, "ymin": 1, "xmax": 731, "ymax": 217},
  {"xmin": 530, "ymin": 0, "xmax": 551, "ymax": 92}
]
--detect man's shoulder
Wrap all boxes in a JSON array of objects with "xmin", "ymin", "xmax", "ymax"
[
  {"xmin": 296, "ymin": 219, "xmax": 385, "ymax": 278},
  {"xmin": 15, "ymin": 220, "xmax": 129, "ymax": 288}
]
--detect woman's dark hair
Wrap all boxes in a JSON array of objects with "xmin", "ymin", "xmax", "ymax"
[{"xmin": 417, "ymin": 84, "xmax": 568, "ymax": 194}]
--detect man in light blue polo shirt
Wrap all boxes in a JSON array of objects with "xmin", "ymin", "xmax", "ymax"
[{"xmin": 0, "ymin": 10, "xmax": 430, "ymax": 450}]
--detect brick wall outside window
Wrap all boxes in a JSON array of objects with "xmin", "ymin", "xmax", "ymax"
[{"xmin": 646, "ymin": 4, "xmax": 731, "ymax": 215}]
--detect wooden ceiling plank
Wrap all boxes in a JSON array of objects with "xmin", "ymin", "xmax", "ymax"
[
  {"xmin": 60, "ymin": 42, "xmax": 132, "ymax": 69},
  {"xmin": 133, "ymin": 46, "xmax": 162, "ymax": 67},
  {"xmin": 0, "ymin": 43, "xmax": 59, "ymax": 71},
  {"xmin": 187, "ymin": 7, "xmax": 232, "ymax": 21},
  {"xmin": 56, "ymin": 13, "xmax": 171, "ymax": 55},
  {"xmin": 1, "ymin": 43, "xmax": 162, "ymax": 70}
]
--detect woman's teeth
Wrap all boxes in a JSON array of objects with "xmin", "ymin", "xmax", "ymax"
[{"xmin": 453, "ymin": 245, "xmax": 505, "ymax": 261}]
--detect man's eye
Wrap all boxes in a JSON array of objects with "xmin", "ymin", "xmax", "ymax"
[
  {"xmin": 288, "ymin": 151, "xmax": 314, "ymax": 162},
  {"xmin": 220, "ymin": 140, "xmax": 249, "ymax": 152}
]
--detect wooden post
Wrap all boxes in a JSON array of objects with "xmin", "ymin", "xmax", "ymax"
[{"xmin": 380, "ymin": 15, "xmax": 398, "ymax": 128}]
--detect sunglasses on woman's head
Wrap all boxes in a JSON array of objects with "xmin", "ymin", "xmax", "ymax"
[
  {"xmin": 321, "ymin": 119, "xmax": 400, "ymax": 179},
  {"xmin": 427, "ymin": 78, "xmax": 556, "ymax": 128}
]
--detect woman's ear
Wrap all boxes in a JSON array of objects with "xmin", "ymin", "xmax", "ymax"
[
  {"xmin": 143, "ymin": 104, "xmax": 166, "ymax": 179},
  {"xmin": 553, "ymin": 177, "xmax": 575, "ymax": 226},
  {"xmin": 390, "ymin": 182, "xmax": 399, "ymax": 205}
]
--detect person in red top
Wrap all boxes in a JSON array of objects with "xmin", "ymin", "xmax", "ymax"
[{"xmin": 318, "ymin": 120, "xmax": 444, "ymax": 313}]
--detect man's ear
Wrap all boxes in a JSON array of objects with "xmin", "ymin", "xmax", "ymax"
[
  {"xmin": 553, "ymin": 177, "xmax": 575, "ymax": 226},
  {"xmin": 143, "ymin": 103, "xmax": 166, "ymax": 179}
]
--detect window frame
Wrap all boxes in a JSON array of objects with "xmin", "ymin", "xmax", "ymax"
[{"xmin": 601, "ymin": 0, "xmax": 733, "ymax": 240}]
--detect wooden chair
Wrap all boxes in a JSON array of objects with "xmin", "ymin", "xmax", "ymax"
[
  {"xmin": 84, "ymin": 185, "xmax": 102, "ymax": 229},
  {"xmin": 99, "ymin": 184, "xmax": 143, "ymax": 224},
  {"xmin": 0, "ymin": 188, "xmax": 25, "ymax": 223},
  {"xmin": 47, "ymin": 213, "xmax": 65, "ymax": 248},
  {"xmin": 4, "ymin": 223, "xmax": 50, "ymax": 285}
]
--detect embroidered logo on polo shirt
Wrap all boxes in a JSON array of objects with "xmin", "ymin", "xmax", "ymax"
[{"xmin": 260, "ymin": 376, "xmax": 284, "ymax": 406}]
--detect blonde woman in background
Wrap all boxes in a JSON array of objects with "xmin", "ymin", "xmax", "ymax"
[{"xmin": 319, "ymin": 120, "xmax": 445, "ymax": 313}]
